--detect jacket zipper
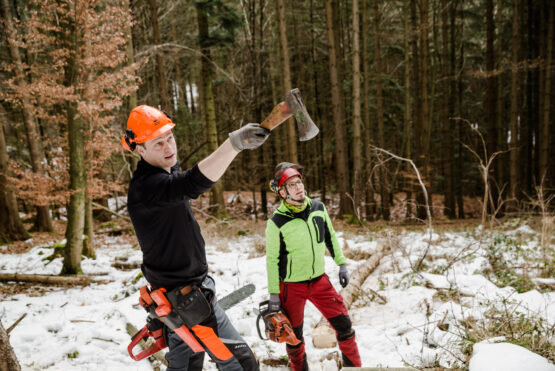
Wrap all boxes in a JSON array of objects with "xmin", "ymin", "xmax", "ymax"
[
  {"xmin": 287, "ymin": 257, "xmax": 293, "ymax": 280},
  {"xmin": 303, "ymin": 219, "xmax": 316, "ymax": 277}
]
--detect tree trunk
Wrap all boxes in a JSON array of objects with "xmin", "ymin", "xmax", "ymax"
[
  {"xmin": 455, "ymin": 0, "xmax": 465, "ymax": 219},
  {"xmin": 485, "ymin": 0, "xmax": 499, "ymax": 212},
  {"xmin": 0, "ymin": 320, "xmax": 21, "ymax": 371},
  {"xmin": 276, "ymin": 0, "xmax": 298, "ymax": 163},
  {"xmin": 148, "ymin": 0, "xmax": 170, "ymax": 113},
  {"xmin": 495, "ymin": 0, "xmax": 505, "ymax": 196},
  {"xmin": 1, "ymin": 0, "xmax": 52, "ymax": 232},
  {"xmin": 373, "ymin": 0, "xmax": 390, "ymax": 220},
  {"xmin": 325, "ymin": 0, "xmax": 351, "ymax": 217},
  {"xmin": 63, "ymin": 100, "xmax": 86, "ymax": 275},
  {"xmin": 538, "ymin": 2, "xmax": 553, "ymax": 183},
  {"xmin": 523, "ymin": 1, "xmax": 539, "ymax": 196},
  {"xmin": 509, "ymin": 0, "xmax": 519, "ymax": 201},
  {"xmin": 62, "ymin": 12, "xmax": 86, "ymax": 275},
  {"xmin": 403, "ymin": 0, "xmax": 413, "ymax": 219},
  {"xmin": 309, "ymin": 0, "xmax": 327, "ymax": 204},
  {"xmin": 171, "ymin": 11, "xmax": 186, "ymax": 114},
  {"xmin": 126, "ymin": 0, "xmax": 137, "ymax": 111},
  {"xmin": 352, "ymin": 0, "xmax": 362, "ymax": 218},
  {"xmin": 0, "ymin": 106, "xmax": 27, "ymax": 242},
  {"xmin": 416, "ymin": 0, "xmax": 431, "ymax": 220},
  {"xmin": 83, "ymin": 196, "xmax": 95, "ymax": 259},
  {"xmin": 441, "ymin": 0, "xmax": 455, "ymax": 218},
  {"xmin": 362, "ymin": 0, "xmax": 375, "ymax": 220},
  {"xmin": 188, "ymin": 80, "xmax": 196, "ymax": 115},
  {"xmin": 124, "ymin": 10, "xmax": 139, "ymax": 174},
  {"xmin": 410, "ymin": 0, "xmax": 421, "ymax": 220},
  {"xmin": 196, "ymin": 3, "xmax": 225, "ymax": 216},
  {"xmin": 125, "ymin": 0, "xmax": 139, "ymax": 177}
]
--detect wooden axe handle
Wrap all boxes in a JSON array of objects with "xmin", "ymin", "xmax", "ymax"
[{"xmin": 259, "ymin": 102, "xmax": 292, "ymax": 131}]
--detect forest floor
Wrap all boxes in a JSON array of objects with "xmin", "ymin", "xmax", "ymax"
[{"xmin": 0, "ymin": 193, "xmax": 553, "ymax": 370}]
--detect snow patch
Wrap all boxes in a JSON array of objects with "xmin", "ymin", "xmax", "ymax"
[{"xmin": 469, "ymin": 342, "xmax": 555, "ymax": 371}]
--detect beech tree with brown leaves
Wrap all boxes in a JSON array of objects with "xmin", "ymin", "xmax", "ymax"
[
  {"xmin": 1, "ymin": 0, "xmax": 138, "ymax": 272},
  {"xmin": 57, "ymin": 0, "xmax": 138, "ymax": 274}
]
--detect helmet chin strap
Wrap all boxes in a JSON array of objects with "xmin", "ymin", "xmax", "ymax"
[{"xmin": 284, "ymin": 189, "xmax": 305, "ymax": 204}]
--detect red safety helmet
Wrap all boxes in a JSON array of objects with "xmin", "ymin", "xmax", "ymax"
[
  {"xmin": 269, "ymin": 162, "xmax": 303, "ymax": 193},
  {"xmin": 121, "ymin": 105, "xmax": 175, "ymax": 151}
]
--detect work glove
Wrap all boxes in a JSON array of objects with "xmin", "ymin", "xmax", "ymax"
[
  {"xmin": 269, "ymin": 293, "xmax": 281, "ymax": 313},
  {"xmin": 229, "ymin": 123, "xmax": 270, "ymax": 152},
  {"xmin": 339, "ymin": 264, "xmax": 349, "ymax": 288}
]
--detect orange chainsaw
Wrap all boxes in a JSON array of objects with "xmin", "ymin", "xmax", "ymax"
[{"xmin": 256, "ymin": 300, "xmax": 301, "ymax": 346}]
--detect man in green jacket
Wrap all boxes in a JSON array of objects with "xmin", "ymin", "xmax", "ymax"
[{"xmin": 265, "ymin": 162, "xmax": 361, "ymax": 370}]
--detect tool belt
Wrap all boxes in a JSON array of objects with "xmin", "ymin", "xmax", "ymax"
[{"xmin": 128, "ymin": 283, "xmax": 215, "ymax": 361}]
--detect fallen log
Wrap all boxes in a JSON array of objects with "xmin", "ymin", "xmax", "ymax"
[
  {"xmin": 126, "ymin": 323, "xmax": 168, "ymax": 367},
  {"xmin": 0, "ymin": 320, "xmax": 21, "ymax": 371},
  {"xmin": 0, "ymin": 273, "xmax": 109, "ymax": 286},
  {"xmin": 313, "ymin": 243, "xmax": 386, "ymax": 349},
  {"xmin": 112, "ymin": 261, "xmax": 141, "ymax": 270}
]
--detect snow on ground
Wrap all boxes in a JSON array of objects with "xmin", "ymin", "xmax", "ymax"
[
  {"xmin": 1, "ymin": 225, "xmax": 553, "ymax": 370},
  {"xmin": 469, "ymin": 342, "xmax": 555, "ymax": 371}
]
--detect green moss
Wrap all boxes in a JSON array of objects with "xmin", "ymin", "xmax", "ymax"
[{"xmin": 42, "ymin": 240, "xmax": 66, "ymax": 264}]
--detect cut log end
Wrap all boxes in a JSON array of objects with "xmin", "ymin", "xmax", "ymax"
[{"xmin": 312, "ymin": 324, "xmax": 337, "ymax": 349}]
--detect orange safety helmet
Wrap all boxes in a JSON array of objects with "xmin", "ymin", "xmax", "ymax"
[{"xmin": 121, "ymin": 105, "xmax": 175, "ymax": 151}]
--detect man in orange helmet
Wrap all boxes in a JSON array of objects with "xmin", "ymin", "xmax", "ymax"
[{"xmin": 123, "ymin": 105, "xmax": 269, "ymax": 370}]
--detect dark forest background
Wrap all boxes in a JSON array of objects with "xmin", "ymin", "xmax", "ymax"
[{"xmin": 0, "ymin": 0, "xmax": 553, "ymax": 273}]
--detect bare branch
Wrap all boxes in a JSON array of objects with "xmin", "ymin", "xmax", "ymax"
[
  {"xmin": 134, "ymin": 43, "xmax": 241, "ymax": 91},
  {"xmin": 91, "ymin": 202, "xmax": 130, "ymax": 222},
  {"xmin": 369, "ymin": 145, "xmax": 433, "ymax": 271}
]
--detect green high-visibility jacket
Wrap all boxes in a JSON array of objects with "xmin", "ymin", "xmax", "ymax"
[{"xmin": 265, "ymin": 197, "xmax": 346, "ymax": 294}]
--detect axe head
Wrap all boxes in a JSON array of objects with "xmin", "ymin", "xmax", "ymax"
[{"xmin": 284, "ymin": 88, "xmax": 319, "ymax": 141}]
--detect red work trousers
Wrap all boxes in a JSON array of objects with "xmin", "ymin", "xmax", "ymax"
[{"xmin": 279, "ymin": 274, "xmax": 361, "ymax": 370}]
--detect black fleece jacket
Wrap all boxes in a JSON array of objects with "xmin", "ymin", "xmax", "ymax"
[{"xmin": 127, "ymin": 159, "xmax": 215, "ymax": 290}]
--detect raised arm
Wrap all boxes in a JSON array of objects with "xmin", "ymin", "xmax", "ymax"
[
  {"xmin": 198, "ymin": 124, "xmax": 270, "ymax": 182},
  {"xmin": 197, "ymin": 139, "xmax": 239, "ymax": 182}
]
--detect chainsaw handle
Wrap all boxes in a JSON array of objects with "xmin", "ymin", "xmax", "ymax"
[
  {"xmin": 128, "ymin": 325, "xmax": 165, "ymax": 361},
  {"xmin": 150, "ymin": 288, "xmax": 171, "ymax": 317},
  {"xmin": 256, "ymin": 312, "xmax": 269, "ymax": 341}
]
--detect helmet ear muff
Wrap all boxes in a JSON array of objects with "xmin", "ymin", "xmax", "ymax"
[
  {"xmin": 125, "ymin": 129, "xmax": 137, "ymax": 151},
  {"xmin": 269, "ymin": 179, "xmax": 279, "ymax": 193}
]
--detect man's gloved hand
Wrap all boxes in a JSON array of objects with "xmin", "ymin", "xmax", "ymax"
[
  {"xmin": 269, "ymin": 293, "xmax": 281, "ymax": 313},
  {"xmin": 339, "ymin": 264, "xmax": 349, "ymax": 288},
  {"xmin": 229, "ymin": 123, "xmax": 270, "ymax": 152}
]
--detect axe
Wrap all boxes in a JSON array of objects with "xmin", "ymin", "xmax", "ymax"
[{"xmin": 259, "ymin": 88, "xmax": 319, "ymax": 141}]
